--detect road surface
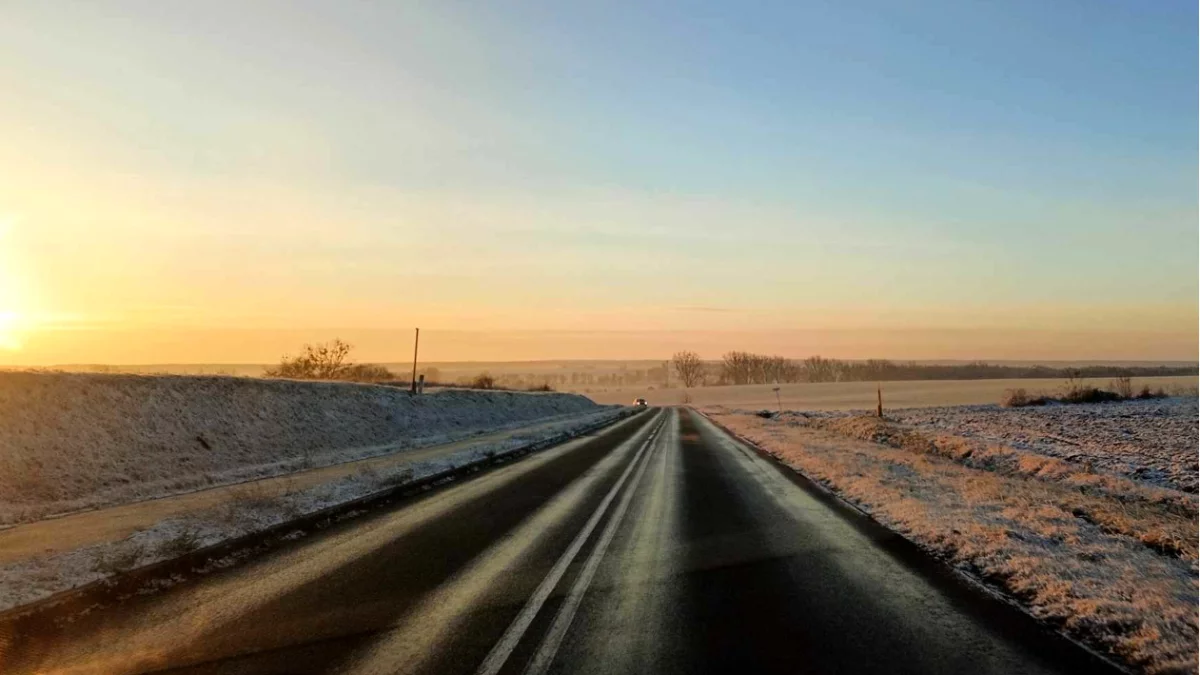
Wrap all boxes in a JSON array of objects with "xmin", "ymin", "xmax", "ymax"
[{"xmin": 1, "ymin": 408, "xmax": 1111, "ymax": 674}]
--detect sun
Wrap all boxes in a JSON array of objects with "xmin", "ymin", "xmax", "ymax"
[{"xmin": 0, "ymin": 310, "xmax": 20, "ymax": 351}]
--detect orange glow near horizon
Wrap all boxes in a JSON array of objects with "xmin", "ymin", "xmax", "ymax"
[
  {"xmin": 0, "ymin": 216, "xmax": 29, "ymax": 352},
  {"xmin": 1, "ymin": 5, "xmax": 1195, "ymax": 367},
  {"xmin": 0, "ymin": 184, "xmax": 1195, "ymax": 365}
]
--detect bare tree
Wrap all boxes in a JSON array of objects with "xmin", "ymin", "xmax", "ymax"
[
  {"xmin": 719, "ymin": 351, "xmax": 800, "ymax": 385},
  {"xmin": 266, "ymin": 339, "xmax": 352, "ymax": 379},
  {"xmin": 471, "ymin": 373, "xmax": 496, "ymax": 389},
  {"xmin": 802, "ymin": 355, "xmax": 837, "ymax": 383},
  {"xmin": 721, "ymin": 351, "xmax": 750, "ymax": 385},
  {"xmin": 1110, "ymin": 376, "xmax": 1133, "ymax": 399},
  {"xmin": 672, "ymin": 351, "xmax": 706, "ymax": 388},
  {"xmin": 265, "ymin": 339, "xmax": 389, "ymax": 382}
]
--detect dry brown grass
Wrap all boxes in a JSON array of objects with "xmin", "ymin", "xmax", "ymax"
[
  {"xmin": 713, "ymin": 411, "xmax": 1199, "ymax": 674},
  {"xmin": 90, "ymin": 539, "xmax": 146, "ymax": 576},
  {"xmin": 152, "ymin": 524, "xmax": 204, "ymax": 559}
]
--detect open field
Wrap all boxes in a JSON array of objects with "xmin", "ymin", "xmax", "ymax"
[
  {"xmin": 582, "ymin": 375, "xmax": 1198, "ymax": 409},
  {"xmin": 0, "ymin": 371, "xmax": 601, "ymax": 526},
  {"xmin": 885, "ymin": 398, "xmax": 1198, "ymax": 493},
  {"xmin": 709, "ymin": 407, "xmax": 1199, "ymax": 674}
]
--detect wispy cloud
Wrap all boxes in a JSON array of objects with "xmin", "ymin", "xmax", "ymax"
[{"xmin": 671, "ymin": 306, "xmax": 739, "ymax": 313}]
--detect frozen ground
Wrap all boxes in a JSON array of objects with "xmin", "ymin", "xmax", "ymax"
[
  {"xmin": 710, "ymin": 410, "xmax": 1198, "ymax": 674},
  {"xmin": 0, "ymin": 407, "xmax": 631, "ymax": 614},
  {"xmin": 582, "ymin": 375, "xmax": 1197, "ymax": 409},
  {"xmin": 0, "ymin": 371, "xmax": 601, "ymax": 525},
  {"xmin": 889, "ymin": 398, "xmax": 1198, "ymax": 493},
  {"xmin": 792, "ymin": 397, "xmax": 1198, "ymax": 494}
]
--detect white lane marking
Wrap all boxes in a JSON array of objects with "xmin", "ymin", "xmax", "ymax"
[
  {"xmin": 474, "ymin": 412, "xmax": 665, "ymax": 675},
  {"xmin": 341, "ymin": 425, "xmax": 651, "ymax": 675},
  {"xmin": 521, "ymin": 409, "xmax": 664, "ymax": 675}
]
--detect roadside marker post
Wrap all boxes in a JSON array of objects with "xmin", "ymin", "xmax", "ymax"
[{"xmin": 411, "ymin": 327, "xmax": 420, "ymax": 394}]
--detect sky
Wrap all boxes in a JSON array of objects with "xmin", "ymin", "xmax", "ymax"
[{"xmin": 0, "ymin": 1, "xmax": 1196, "ymax": 364}]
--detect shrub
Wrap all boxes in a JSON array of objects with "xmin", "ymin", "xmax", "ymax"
[
  {"xmin": 1061, "ymin": 369, "xmax": 1086, "ymax": 400},
  {"xmin": 1136, "ymin": 385, "xmax": 1169, "ymax": 400},
  {"xmin": 340, "ymin": 363, "xmax": 393, "ymax": 382},
  {"xmin": 1110, "ymin": 376, "xmax": 1134, "ymax": 400},
  {"xmin": 471, "ymin": 373, "xmax": 496, "ymax": 390},
  {"xmin": 1001, "ymin": 388, "xmax": 1027, "ymax": 407},
  {"xmin": 1060, "ymin": 387, "xmax": 1122, "ymax": 404},
  {"xmin": 266, "ymin": 339, "xmax": 352, "ymax": 379},
  {"xmin": 1001, "ymin": 388, "xmax": 1051, "ymax": 407},
  {"xmin": 528, "ymin": 383, "xmax": 554, "ymax": 392},
  {"xmin": 265, "ymin": 339, "xmax": 390, "ymax": 382}
]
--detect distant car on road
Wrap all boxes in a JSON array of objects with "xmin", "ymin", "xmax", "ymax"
[{"xmin": 633, "ymin": 397, "xmax": 648, "ymax": 408}]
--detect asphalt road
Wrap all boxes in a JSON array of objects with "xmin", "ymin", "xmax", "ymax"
[{"xmin": 2, "ymin": 408, "xmax": 1112, "ymax": 675}]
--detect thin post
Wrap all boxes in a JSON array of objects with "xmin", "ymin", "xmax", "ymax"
[
  {"xmin": 411, "ymin": 328, "xmax": 420, "ymax": 394},
  {"xmin": 876, "ymin": 384, "xmax": 883, "ymax": 418}
]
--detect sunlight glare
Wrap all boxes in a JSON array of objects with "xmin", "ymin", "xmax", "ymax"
[
  {"xmin": 0, "ymin": 214, "xmax": 27, "ymax": 351},
  {"xmin": 0, "ymin": 311, "xmax": 20, "ymax": 351}
]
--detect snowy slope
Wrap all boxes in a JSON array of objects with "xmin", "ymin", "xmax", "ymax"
[{"xmin": 0, "ymin": 372, "xmax": 602, "ymax": 524}]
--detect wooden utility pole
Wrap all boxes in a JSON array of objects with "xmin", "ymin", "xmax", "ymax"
[
  {"xmin": 876, "ymin": 384, "xmax": 883, "ymax": 417},
  {"xmin": 411, "ymin": 328, "xmax": 420, "ymax": 394}
]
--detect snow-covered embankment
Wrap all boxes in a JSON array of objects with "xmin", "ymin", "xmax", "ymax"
[{"xmin": 0, "ymin": 372, "xmax": 603, "ymax": 525}]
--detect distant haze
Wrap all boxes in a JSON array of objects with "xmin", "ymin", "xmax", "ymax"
[{"xmin": 1, "ymin": 325, "xmax": 1197, "ymax": 366}]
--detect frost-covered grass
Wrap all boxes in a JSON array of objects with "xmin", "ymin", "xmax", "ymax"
[
  {"xmin": 0, "ymin": 371, "xmax": 601, "ymax": 525},
  {"xmin": 783, "ymin": 397, "xmax": 1197, "ymax": 495},
  {"xmin": 583, "ymin": 375, "xmax": 1197, "ymax": 408},
  {"xmin": 709, "ymin": 410, "xmax": 1198, "ymax": 675},
  {"xmin": 0, "ymin": 408, "xmax": 627, "ymax": 613},
  {"xmin": 883, "ymin": 398, "xmax": 1199, "ymax": 493}
]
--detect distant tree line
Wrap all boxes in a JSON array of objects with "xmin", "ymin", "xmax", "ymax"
[
  {"xmin": 665, "ymin": 350, "xmax": 1197, "ymax": 387},
  {"xmin": 263, "ymin": 341, "xmax": 1195, "ymax": 389}
]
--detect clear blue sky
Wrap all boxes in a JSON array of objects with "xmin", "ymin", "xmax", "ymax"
[{"xmin": 0, "ymin": 1, "xmax": 1195, "ymax": 362}]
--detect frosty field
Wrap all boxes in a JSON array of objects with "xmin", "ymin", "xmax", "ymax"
[
  {"xmin": 582, "ymin": 375, "xmax": 1197, "ymax": 409},
  {"xmin": 882, "ymin": 398, "xmax": 1198, "ymax": 493}
]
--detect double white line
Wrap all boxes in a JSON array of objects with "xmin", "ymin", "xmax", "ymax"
[{"xmin": 476, "ymin": 411, "xmax": 665, "ymax": 675}]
